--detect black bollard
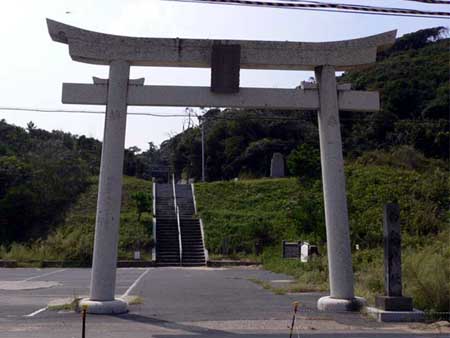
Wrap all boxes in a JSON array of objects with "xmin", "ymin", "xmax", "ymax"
[{"xmin": 82, "ymin": 305, "xmax": 87, "ymax": 338}]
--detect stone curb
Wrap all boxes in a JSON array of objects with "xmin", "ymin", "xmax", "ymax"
[
  {"xmin": 0, "ymin": 260, "xmax": 17, "ymax": 268},
  {"xmin": 207, "ymin": 260, "xmax": 261, "ymax": 267}
]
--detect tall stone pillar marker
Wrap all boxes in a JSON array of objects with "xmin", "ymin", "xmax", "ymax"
[
  {"xmin": 376, "ymin": 204, "xmax": 413, "ymax": 311},
  {"xmin": 367, "ymin": 204, "xmax": 423, "ymax": 321},
  {"xmin": 315, "ymin": 65, "xmax": 365, "ymax": 311},
  {"xmin": 79, "ymin": 60, "xmax": 130, "ymax": 314}
]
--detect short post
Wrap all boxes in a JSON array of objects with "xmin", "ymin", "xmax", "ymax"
[
  {"xmin": 81, "ymin": 305, "xmax": 87, "ymax": 338},
  {"xmin": 80, "ymin": 60, "xmax": 130, "ymax": 314},
  {"xmin": 375, "ymin": 204, "xmax": 413, "ymax": 311},
  {"xmin": 315, "ymin": 65, "xmax": 364, "ymax": 311}
]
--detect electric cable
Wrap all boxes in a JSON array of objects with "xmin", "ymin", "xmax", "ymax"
[
  {"xmin": 162, "ymin": 0, "xmax": 450, "ymax": 18},
  {"xmin": 400, "ymin": 0, "xmax": 450, "ymax": 4},
  {"xmin": 1, "ymin": 106, "xmax": 447, "ymax": 124}
]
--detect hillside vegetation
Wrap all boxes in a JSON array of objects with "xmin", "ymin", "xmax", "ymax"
[
  {"xmin": 0, "ymin": 119, "xmax": 157, "ymax": 246},
  {"xmin": 195, "ymin": 154, "xmax": 449, "ymax": 312},
  {"xmin": 196, "ymin": 158, "xmax": 448, "ymax": 253},
  {"xmin": 0, "ymin": 176, "xmax": 153, "ymax": 263}
]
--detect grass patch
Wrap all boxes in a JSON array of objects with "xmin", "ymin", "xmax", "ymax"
[
  {"xmin": 123, "ymin": 295, "xmax": 144, "ymax": 305},
  {"xmin": 247, "ymin": 277, "xmax": 287, "ymax": 295},
  {"xmin": 48, "ymin": 297, "xmax": 81, "ymax": 312}
]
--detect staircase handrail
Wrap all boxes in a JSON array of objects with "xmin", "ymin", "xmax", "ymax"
[
  {"xmin": 191, "ymin": 183, "xmax": 198, "ymax": 215},
  {"xmin": 176, "ymin": 205, "xmax": 183, "ymax": 265},
  {"xmin": 152, "ymin": 180, "xmax": 157, "ymax": 262},
  {"xmin": 172, "ymin": 174, "xmax": 183, "ymax": 265},
  {"xmin": 191, "ymin": 183, "xmax": 208, "ymax": 264},
  {"xmin": 152, "ymin": 217, "xmax": 157, "ymax": 262},
  {"xmin": 152, "ymin": 180, "xmax": 156, "ymax": 217},
  {"xmin": 172, "ymin": 174, "xmax": 177, "ymax": 212},
  {"xmin": 199, "ymin": 218, "xmax": 209, "ymax": 262}
]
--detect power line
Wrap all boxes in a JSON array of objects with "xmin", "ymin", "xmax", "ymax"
[
  {"xmin": 1, "ymin": 106, "xmax": 447, "ymax": 125},
  {"xmin": 401, "ymin": 0, "xmax": 450, "ymax": 4},
  {"xmin": 0, "ymin": 106, "xmax": 187, "ymax": 118},
  {"xmin": 163, "ymin": 0, "xmax": 450, "ymax": 18},
  {"xmin": 282, "ymin": 0, "xmax": 450, "ymax": 4},
  {"xmin": 269, "ymin": 0, "xmax": 447, "ymax": 12}
]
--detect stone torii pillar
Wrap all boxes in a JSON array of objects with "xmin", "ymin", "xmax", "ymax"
[
  {"xmin": 315, "ymin": 65, "xmax": 363, "ymax": 310},
  {"xmin": 47, "ymin": 18, "xmax": 396, "ymax": 314},
  {"xmin": 80, "ymin": 61, "xmax": 130, "ymax": 313}
]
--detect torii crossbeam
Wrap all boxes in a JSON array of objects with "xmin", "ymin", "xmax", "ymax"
[{"xmin": 47, "ymin": 18, "xmax": 395, "ymax": 314}]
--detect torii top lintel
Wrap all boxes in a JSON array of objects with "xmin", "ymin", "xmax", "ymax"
[{"xmin": 47, "ymin": 19, "xmax": 396, "ymax": 71}]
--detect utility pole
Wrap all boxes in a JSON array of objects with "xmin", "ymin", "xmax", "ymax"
[{"xmin": 199, "ymin": 116, "xmax": 205, "ymax": 182}]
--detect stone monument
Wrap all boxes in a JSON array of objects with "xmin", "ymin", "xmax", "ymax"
[
  {"xmin": 367, "ymin": 204, "xmax": 424, "ymax": 322},
  {"xmin": 270, "ymin": 153, "xmax": 285, "ymax": 178}
]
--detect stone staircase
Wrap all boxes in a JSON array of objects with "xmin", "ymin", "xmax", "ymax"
[
  {"xmin": 176, "ymin": 185, "xmax": 206, "ymax": 266},
  {"xmin": 154, "ymin": 184, "xmax": 181, "ymax": 266},
  {"xmin": 154, "ymin": 183, "xmax": 206, "ymax": 267}
]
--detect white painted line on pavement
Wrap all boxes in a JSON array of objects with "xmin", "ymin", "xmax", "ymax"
[
  {"xmin": 23, "ymin": 269, "xmax": 67, "ymax": 281},
  {"xmin": 25, "ymin": 307, "xmax": 47, "ymax": 317},
  {"xmin": 122, "ymin": 268, "xmax": 151, "ymax": 297}
]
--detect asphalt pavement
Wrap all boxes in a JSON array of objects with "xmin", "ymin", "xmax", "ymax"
[{"xmin": 0, "ymin": 267, "xmax": 447, "ymax": 337}]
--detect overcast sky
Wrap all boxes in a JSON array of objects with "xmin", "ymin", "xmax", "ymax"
[{"xmin": 0, "ymin": 0, "xmax": 448, "ymax": 150}]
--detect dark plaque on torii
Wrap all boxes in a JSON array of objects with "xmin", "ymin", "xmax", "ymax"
[{"xmin": 375, "ymin": 204, "xmax": 413, "ymax": 311}]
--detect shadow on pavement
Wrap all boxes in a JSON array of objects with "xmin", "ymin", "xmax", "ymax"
[
  {"xmin": 115, "ymin": 314, "xmax": 447, "ymax": 338},
  {"xmin": 152, "ymin": 334, "xmax": 448, "ymax": 338},
  {"xmin": 116, "ymin": 313, "xmax": 232, "ymax": 335}
]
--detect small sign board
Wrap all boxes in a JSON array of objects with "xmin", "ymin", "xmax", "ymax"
[
  {"xmin": 283, "ymin": 241, "xmax": 301, "ymax": 259},
  {"xmin": 301, "ymin": 242, "xmax": 310, "ymax": 262},
  {"xmin": 282, "ymin": 241, "xmax": 319, "ymax": 261}
]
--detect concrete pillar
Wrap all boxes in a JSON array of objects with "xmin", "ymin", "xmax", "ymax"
[
  {"xmin": 80, "ymin": 60, "xmax": 130, "ymax": 314},
  {"xmin": 315, "ymin": 65, "xmax": 365, "ymax": 312}
]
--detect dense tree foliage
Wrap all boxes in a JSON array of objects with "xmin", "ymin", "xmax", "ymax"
[
  {"xmin": 157, "ymin": 27, "xmax": 449, "ymax": 180},
  {"xmin": 0, "ymin": 120, "xmax": 104, "ymax": 244},
  {"xmin": 340, "ymin": 26, "xmax": 449, "ymax": 159},
  {"xmin": 0, "ymin": 120, "xmax": 156, "ymax": 245}
]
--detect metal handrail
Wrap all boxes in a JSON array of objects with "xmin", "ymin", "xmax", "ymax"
[
  {"xmin": 152, "ymin": 217, "xmax": 157, "ymax": 262},
  {"xmin": 199, "ymin": 218, "xmax": 209, "ymax": 262},
  {"xmin": 176, "ymin": 205, "xmax": 182, "ymax": 265},
  {"xmin": 191, "ymin": 183, "xmax": 208, "ymax": 263},
  {"xmin": 152, "ymin": 180, "xmax": 156, "ymax": 217},
  {"xmin": 191, "ymin": 183, "xmax": 198, "ymax": 215},
  {"xmin": 172, "ymin": 174, "xmax": 183, "ymax": 265},
  {"xmin": 152, "ymin": 179, "xmax": 157, "ymax": 262},
  {"xmin": 172, "ymin": 174, "xmax": 177, "ymax": 212}
]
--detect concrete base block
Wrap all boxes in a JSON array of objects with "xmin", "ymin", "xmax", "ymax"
[
  {"xmin": 375, "ymin": 295, "xmax": 413, "ymax": 311},
  {"xmin": 365, "ymin": 306, "xmax": 425, "ymax": 322},
  {"xmin": 317, "ymin": 296, "xmax": 366, "ymax": 312},
  {"xmin": 79, "ymin": 298, "xmax": 128, "ymax": 314}
]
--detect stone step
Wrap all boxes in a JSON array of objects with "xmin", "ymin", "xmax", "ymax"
[{"xmin": 183, "ymin": 254, "xmax": 205, "ymax": 258}]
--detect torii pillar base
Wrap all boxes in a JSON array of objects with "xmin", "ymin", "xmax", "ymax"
[
  {"xmin": 318, "ymin": 296, "xmax": 366, "ymax": 312},
  {"xmin": 80, "ymin": 298, "xmax": 128, "ymax": 315}
]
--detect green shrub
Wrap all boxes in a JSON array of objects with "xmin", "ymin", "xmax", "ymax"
[
  {"xmin": 131, "ymin": 191, "xmax": 152, "ymax": 220},
  {"xmin": 287, "ymin": 144, "xmax": 321, "ymax": 180},
  {"xmin": 404, "ymin": 238, "xmax": 450, "ymax": 312}
]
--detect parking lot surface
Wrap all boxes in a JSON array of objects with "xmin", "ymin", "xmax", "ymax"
[{"xmin": 0, "ymin": 267, "xmax": 447, "ymax": 337}]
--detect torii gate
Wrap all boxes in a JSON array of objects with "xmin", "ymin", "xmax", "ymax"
[{"xmin": 47, "ymin": 19, "xmax": 395, "ymax": 314}]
